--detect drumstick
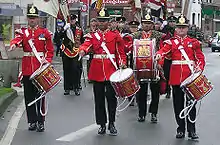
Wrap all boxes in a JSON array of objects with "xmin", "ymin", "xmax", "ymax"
[{"xmin": 78, "ymin": 56, "xmax": 82, "ymax": 61}]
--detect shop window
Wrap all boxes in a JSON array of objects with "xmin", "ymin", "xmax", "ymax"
[{"xmin": 0, "ymin": 16, "xmax": 12, "ymax": 45}]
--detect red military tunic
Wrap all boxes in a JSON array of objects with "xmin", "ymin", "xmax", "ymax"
[
  {"xmin": 80, "ymin": 29, "xmax": 126, "ymax": 82},
  {"xmin": 10, "ymin": 26, "xmax": 54, "ymax": 76},
  {"xmin": 156, "ymin": 35, "xmax": 205, "ymax": 85}
]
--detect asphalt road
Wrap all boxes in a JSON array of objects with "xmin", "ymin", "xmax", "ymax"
[{"xmin": 1, "ymin": 47, "xmax": 220, "ymax": 145}]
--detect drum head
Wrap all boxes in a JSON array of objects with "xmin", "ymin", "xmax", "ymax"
[
  {"xmin": 30, "ymin": 63, "xmax": 50, "ymax": 80},
  {"xmin": 110, "ymin": 68, "xmax": 133, "ymax": 82},
  {"xmin": 181, "ymin": 72, "xmax": 201, "ymax": 87}
]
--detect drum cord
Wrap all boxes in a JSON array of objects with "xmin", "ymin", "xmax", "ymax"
[
  {"xmin": 40, "ymin": 94, "xmax": 48, "ymax": 116},
  {"xmin": 179, "ymin": 100, "xmax": 196, "ymax": 120},
  {"xmin": 116, "ymin": 95, "xmax": 136, "ymax": 113},
  {"xmin": 188, "ymin": 100, "xmax": 202, "ymax": 123},
  {"xmin": 179, "ymin": 99, "xmax": 202, "ymax": 123}
]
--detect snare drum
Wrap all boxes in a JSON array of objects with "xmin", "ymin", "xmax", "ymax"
[
  {"xmin": 133, "ymin": 39, "xmax": 158, "ymax": 81},
  {"xmin": 180, "ymin": 72, "xmax": 213, "ymax": 101},
  {"xmin": 110, "ymin": 68, "xmax": 140, "ymax": 98},
  {"xmin": 30, "ymin": 63, "xmax": 61, "ymax": 93}
]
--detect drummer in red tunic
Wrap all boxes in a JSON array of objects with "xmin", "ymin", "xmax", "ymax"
[
  {"xmin": 155, "ymin": 14, "xmax": 205, "ymax": 139},
  {"xmin": 9, "ymin": 5, "xmax": 54, "ymax": 132},
  {"xmin": 79, "ymin": 8, "xmax": 126, "ymax": 136}
]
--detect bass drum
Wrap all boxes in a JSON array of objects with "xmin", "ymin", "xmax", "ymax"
[{"xmin": 133, "ymin": 39, "xmax": 159, "ymax": 82}]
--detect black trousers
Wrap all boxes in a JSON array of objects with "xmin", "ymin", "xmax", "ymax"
[
  {"xmin": 163, "ymin": 59, "xmax": 172, "ymax": 93},
  {"xmin": 62, "ymin": 55, "xmax": 81, "ymax": 91},
  {"xmin": 56, "ymin": 44, "xmax": 62, "ymax": 56},
  {"xmin": 93, "ymin": 81, "xmax": 117, "ymax": 125},
  {"xmin": 136, "ymin": 81, "xmax": 160, "ymax": 117},
  {"xmin": 78, "ymin": 59, "xmax": 82, "ymax": 87},
  {"xmin": 172, "ymin": 85, "xmax": 196, "ymax": 133},
  {"xmin": 23, "ymin": 76, "xmax": 44, "ymax": 123}
]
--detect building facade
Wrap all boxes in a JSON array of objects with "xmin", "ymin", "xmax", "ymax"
[
  {"xmin": 202, "ymin": 0, "xmax": 220, "ymax": 39},
  {"xmin": 0, "ymin": 0, "xmax": 56, "ymax": 45}
]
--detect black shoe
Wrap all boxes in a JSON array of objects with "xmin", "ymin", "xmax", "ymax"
[
  {"xmin": 74, "ymin": 89, "xmax": 80, "ymax": 96},
  {"xmin": 36, "ymin": 122, "xmax": 45, "ymax": 132},
  {"xmin": 137, "ymin": 116, "xmax": 145, "ymax": 122},
  {"xmin": 176, "ymin": 132, "xmax": 185, "ymax": 139},
  {"xmin": 64, "ymin": 90, "xmax": 70, "ymax": 95},
  {"xmin": 98, "ymin": 125, "xmax": 106, "ymax": 135},
  {"xmin": 28, "ymin": 122, "xmax": 37, "ymax": 131},
  {"xmin": 188, "ymin": 132, "xmax": 199, "ymax": 140},
  {"xmin": 151, "ymin": 114, "xmax": 158, "ymax": 123},
  {"xmin": 108, "ymin": 123, "xmax": 117, "ymax": 136},
  {"xmin": 165, "ymin": 92, "xmax": 171, "ymax": 98}
]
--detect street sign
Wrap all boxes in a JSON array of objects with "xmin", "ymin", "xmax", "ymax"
[{"xmin": 81, "ymin": 4, "xmax": 88, "ymax": 12}]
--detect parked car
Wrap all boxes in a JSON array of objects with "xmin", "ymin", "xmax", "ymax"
[{"xmin": 211, "ymin": 32, "xmax": 220, "ymax": 52}]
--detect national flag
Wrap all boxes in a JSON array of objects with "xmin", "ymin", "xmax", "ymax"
[
  {"xmin": 147, "ymin": 0, "xmax": 167, "ymax": 19},
  {"xmin": 33, "ymin": 0, "xmax": 59, "ymax": 18}
]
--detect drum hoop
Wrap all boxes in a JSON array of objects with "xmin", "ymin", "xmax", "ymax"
[
  {"xmin": 30, "ymin": 63, "xmax": 51, "ymax": 80},
  {"xmin": 110, "ymin": 68, "xmax": 133, "ymax": 83},
  {"xmin": 180, "ymin": 72, "xmax": 202, "ymax": 87}
]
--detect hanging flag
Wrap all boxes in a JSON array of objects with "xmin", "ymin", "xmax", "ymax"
[
  {"xmin": 128, "ymin": 0, "xmax": 142, "ymax": 23},
  {"xmin": 90, "ymin": 0, "xmax": 97, "ymax": 9},
  {"xmin": 33, "ymin": 0, "xmax": 59, "ymax": 18},
  {"xmin": 59, "ymin": 0, "xmax": 70, "ymax": 22},
  {"xmin": 148, "ymin": 0, "xmax": 162, "ymax": 11},
  {"xmin": 96, "ymin": 0, "xmax": 103, "ymax": 11}
]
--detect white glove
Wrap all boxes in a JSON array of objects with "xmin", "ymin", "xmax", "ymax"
[
  {"xmin": 63, "ymin": 23, "xmax": 70, "ymax": 31},
  {"xmin": 155, "ymin": 54, "xmax": 162, "ymax": 61},
  {"xmin": 161, "ymin": 20, "xmax": 168, "ymax": 30},
  {"xmin": 8, "ymin": 44, "xmax": 16, "ymax": 51}
]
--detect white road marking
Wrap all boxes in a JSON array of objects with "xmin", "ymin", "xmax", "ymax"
[
  {"xmin": 56, "ymin": 94, "xmax": 168, "ymax": 142},
  {"xmin": 56, "ymin": 123, "xmax": 98, "ymax": 142},
  {"xmin": 0, "ymin": 100, "xmax": 25, "ymax": 145}
]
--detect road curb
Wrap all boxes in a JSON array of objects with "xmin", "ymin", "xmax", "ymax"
[{"xmin": 0, "ymin": 90, "xmax": 18, "ymax": 116}]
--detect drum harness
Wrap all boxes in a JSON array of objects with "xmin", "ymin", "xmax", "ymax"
[
  {"xmin": 24, "ymin": 29, "xmax": 49, "ymax": 116},
  {"xmin": 178, "ymin": 44, "xmax": 202, "ymax": 123}
]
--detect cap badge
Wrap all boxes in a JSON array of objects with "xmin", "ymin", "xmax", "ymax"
[
  {"xmin": 99, "ymin": 9, "xmax": 105, "ymax": 17},
  {"xmin": 145, "ymin": 14, "xmax": 151, "ymax": 20},
  {"xmin": 179, "ymin": 15, "xmax": 185, "ymax": 24},
  {"xmin": 29, "ymin": 5, "xmax": 36, "ymax": 14}
]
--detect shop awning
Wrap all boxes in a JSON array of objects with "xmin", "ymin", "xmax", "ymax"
[
  {"xmin": 202, "ymin": 8, "xmax": 214, "ymax": 16},
  {"xmin": 0, "ymin": 3, "xmax": 23, "ymax": 16}
]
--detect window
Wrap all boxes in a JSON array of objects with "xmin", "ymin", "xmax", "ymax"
[
  {"xmin": 192, "ymin": 13, "xmax": 196, "ymax": 25},
  {"xmin": 209, "ymin": 0, "xmax": 212, "ymax": 3},
  {"xmin": 193, "ymin": 0, "xmax": 196, "ymax": 3},
  {"xmin": 198, "ymin": 13, "xmax": 200, "ymax": 26},
  {"xmin": 0, "ymin": 16, "xmax": 12, "ymax": 45}
]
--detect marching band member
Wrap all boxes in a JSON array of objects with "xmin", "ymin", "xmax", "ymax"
[
  {"xmin": 79, "ymin": 9, "xmax": 126, "ymax": 136},
  {"xmin": 123, "ymin": 20, "xmax": 140, "ymax": 106},
  {"xmin": 161, "ymin": 16, "xmax": 177, "ymax": 98},
  {"xmin": 133, "ymin": 13, "xmax": 165, "ymax": 123},
  {"xmin": 116, "ymin": 16, "xmax": 130, "ymax": 34},
  {"xmin": 155, "ymin": 14, "xmax": 205, "ymax": 139},
  {"xmin": 61, "ymin": 14, "xmax": 84, "ymax": 96},
  {"xmin": 9, "ymin": 5, "xmax": 54, "ymax": 132}
]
